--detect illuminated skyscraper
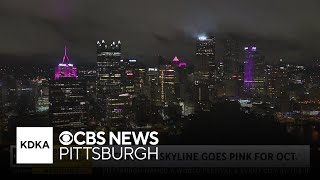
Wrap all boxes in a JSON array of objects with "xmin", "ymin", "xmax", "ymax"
[
  {"xmin": 120, "ymin": 59, "xmax": 136, "ymax": 94},
  {"xmin": 33, "ymin": 78, "xmax": 49, "ymax": 113},
  {"xmin": 266, "ymin": 59, "xmax": 288, "ymax": 99},
  {"xmin": 243, "ymin": 46, "xmax": 266, "ymax": 98},
  {"xmin": 195, "ymin": 35, "xmax": 216, "ymax": 83},
  {"xmin": 158, "ymin": 56, "xmax": 176, "ymax": 106},
  {"xmin": 176, "ymin": 60, "xmax": 188, "ymax": 101},
  {"xmin": 96, "ymin": 40, "xmax": 133, "ymax": 128},
  {"xmin": 244, "ymin": 46, "xmax": 256, "ymax": 96},
  {"xmin": 193, "ymin": 36, "xmax": 215, "ymax": 111},
  {"xmin": 105, "ymin": 93, "xmax": 133, "ymax": 128},
  {"xmin": 146, "ymin": 67, "xmax": 160, "ymax": 103},
  {"xmin": 49, "ymin": 48, "xmax": 87, "ymax": 131},
  {"xmin": 96, "ymin": 40, "xmax": 122, "ymax": 123},
  {"xmin": 54, "ymin": 47, "xmax": 77, "ymax": 80},
  {"xmin": 254, "ymin": 55, "xmax": 266, "ymax": 97},
  {"xmin": 78, "ymin": 67, "xmax": 96, "ymax": 95},
  {"xmin": 134, "ymin": 63, "xmax": 146, "ymax": 95}
]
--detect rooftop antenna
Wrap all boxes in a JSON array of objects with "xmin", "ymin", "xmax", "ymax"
[{"xmin": 61, "ymin": 46, "xmax": 70, "ymax": 64}]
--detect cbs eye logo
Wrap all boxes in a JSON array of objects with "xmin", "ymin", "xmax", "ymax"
[{"xmin": 59, "ymin": 131, "xmax": 73, "ymax": 145}]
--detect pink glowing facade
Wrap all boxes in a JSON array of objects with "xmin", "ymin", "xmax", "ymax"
[
  {"xmin": 173, "ymin": 56, "xmax": 188, "ymax": 68},
  {"xmin": 178, "ymin": 62, "xmax": 187, "ymax": 68},
  {"xmin": 54, "ymin": 47, "xmax": 77, "ymax": 80},
  {"xmin": 244, "ymin": 46, "xmax": 256, "ymax": 95}
]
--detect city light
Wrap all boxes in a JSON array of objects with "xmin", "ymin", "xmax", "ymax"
[
  {"xmin": 198, "ymin": 35, "xmax": 207, "ymax": 41},
  {"xmin": 119, "ymin": 93, "xmax": 130, "ymax": 97},
  {"xmin": 148, "ymin": 68, "xmax": 158, "ymax": 71}
]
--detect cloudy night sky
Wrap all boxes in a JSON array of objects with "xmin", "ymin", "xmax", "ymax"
[{"xmin": 0, "ymin": 0, "xmax": 320, "ymax": 65}]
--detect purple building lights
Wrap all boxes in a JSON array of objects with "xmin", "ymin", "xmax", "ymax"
[
  {"xmin": 244, "ymin": 46, "xmax": 256, "ymax": 95},
  {"xmin": 172, "ymin": 56, "xmax": 188, "ymax": 68},
  {"xmin": 54, "ymin": 47, "xmax": 77, "ymax": 80},
  {"xmin": 178, "ymin": 62, "xmax": 187, "ymax": 68}
]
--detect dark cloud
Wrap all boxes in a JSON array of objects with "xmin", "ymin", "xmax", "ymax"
[
  {"xmin": 0, "ymin": 0, "xmax": 320, "ymax": 64},
  {"xmin": 152, "ymin": 33, "xmax": 171, "ymax": 44}
]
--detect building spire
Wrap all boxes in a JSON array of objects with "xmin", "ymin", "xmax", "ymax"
[
  {"xmin": 173, "ymin": 56, "xmax": 179, "ymax": 62},
  {"xmin": 61, "ymin": 46, "xmax": 70, "ymax": 64}
]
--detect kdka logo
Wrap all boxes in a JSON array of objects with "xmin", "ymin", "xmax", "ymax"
[{"xmin": 16, "ymin": 127, "xmax": 53, "ymax": 164}]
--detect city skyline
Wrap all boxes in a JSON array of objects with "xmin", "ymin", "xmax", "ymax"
[
  {"xmin": 1, "ymin": 0, "xmax": 320, "ymax": 64},
  {"xmin": 1, "ymin": 35, "xmax": 320, "ymax": 160},
  {"xmin": 1, "ymin": 1, "xmax": 320, "ymax": 176}
]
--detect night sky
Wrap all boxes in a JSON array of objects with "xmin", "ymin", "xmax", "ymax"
[{"xmin": 1, "ymin": 0, "xmax": 320, "ymax": 65}]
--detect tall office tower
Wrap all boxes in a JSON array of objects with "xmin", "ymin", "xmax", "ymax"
[
  {"xmin": 176, "ymin": 61, "xmax": 188, "ymax": 100},
  {"xmin": 271, "ymin": 59, "xmax": 289, "ymax": 98},
  {"xmin": 78, "ymin": 67, "xmax": 96, "ymax": 100},
  {"xmin": 32, "ymin": 78, "xmax": 50, "ymax": 113},
  {"xmin": 78, "ymin": 67, "xmax": 97, "ymax": 121},
  {"xmin": 105, "ymin": 92, "xmax": 133, "ymax": 129},
  {"xmin": 146, "ymin": 67, "xmax": 160, "ymax": 104},
  {"xmin": 271, "ymin": 59, "xmax": 289, "ymax": 112},
  {"xmin": 221, "ymin": 37, "xmax": 241, "ymax": 98},
  {"xmin": 96, "ymin": 40, "xmax": 133, "ymax": 128},
  {"xmin": 195, "ymin": 36, "xmax": 216, "ymax": 83},
  {"xmin": 223, "ymin": 37, "xmax": 240, "ymax": 79},
  {"xmin": 96, "ymin": 40, "xmax": 122, "ymax": 124},
  {"xmin": 265, "ymin": 65, "xmax": 276, "ymax": 99},
  {"xmin": 120, "ymin": 59, "xmax": 136, "ymax": 94},
  {"xmin": 171, "ymin": 56, "xmax": 183, "ymax": 101},
  {"xmin": 193, "ymin": 36, "xmax": 215, "ymax": 111},
  {"xmin": 49, "ymin": 48, "xmax": 87, "ymax": 131},
  {"xmin": 177, "ymin": 61, "xmax": 188, "ymax": 83},
  {"xmin": 253, "ymin": 55, "xmax": 266, "ymax": 97},
  {"xmin": 158, "ymin": 56, "xmax": 176, "ymax": 106},
  {"xmin": 134, "ymin": 63, "xmax": 146, "ymax": 95},
  {"xmin": 216, "ymin": 62, "xmax": 224, "ymax": 82},
  {"xmin": 243, "ymin": 46, "xmax": 256, "ymax": 97},
  {"xmin": 243, "ymin": 47, "xmax": 266, "ymax": 98},
  {"xmin": 307, "ymin": 59, "xmax": 320, "ymax": 88}
]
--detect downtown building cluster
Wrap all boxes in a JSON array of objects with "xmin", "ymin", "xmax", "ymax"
[
  {"xmin": 1, "ymin": 36, "xmax": 320, "ymax": 142},
  {"xmin": 48, "ymin": 40, "xmax": 190, "ymax": 133}
]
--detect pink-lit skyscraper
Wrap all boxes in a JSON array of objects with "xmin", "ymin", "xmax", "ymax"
[
  {"xmin": 54, "ymin": 47, "xmax": 77, "ymax": 80},
  {"xmin": 244, "ymin": 46, "xmax": 257, "ymax": 96},
  {"xmin": 49, "ymin": 47, "xmax": 87, "ymax": 131}
]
